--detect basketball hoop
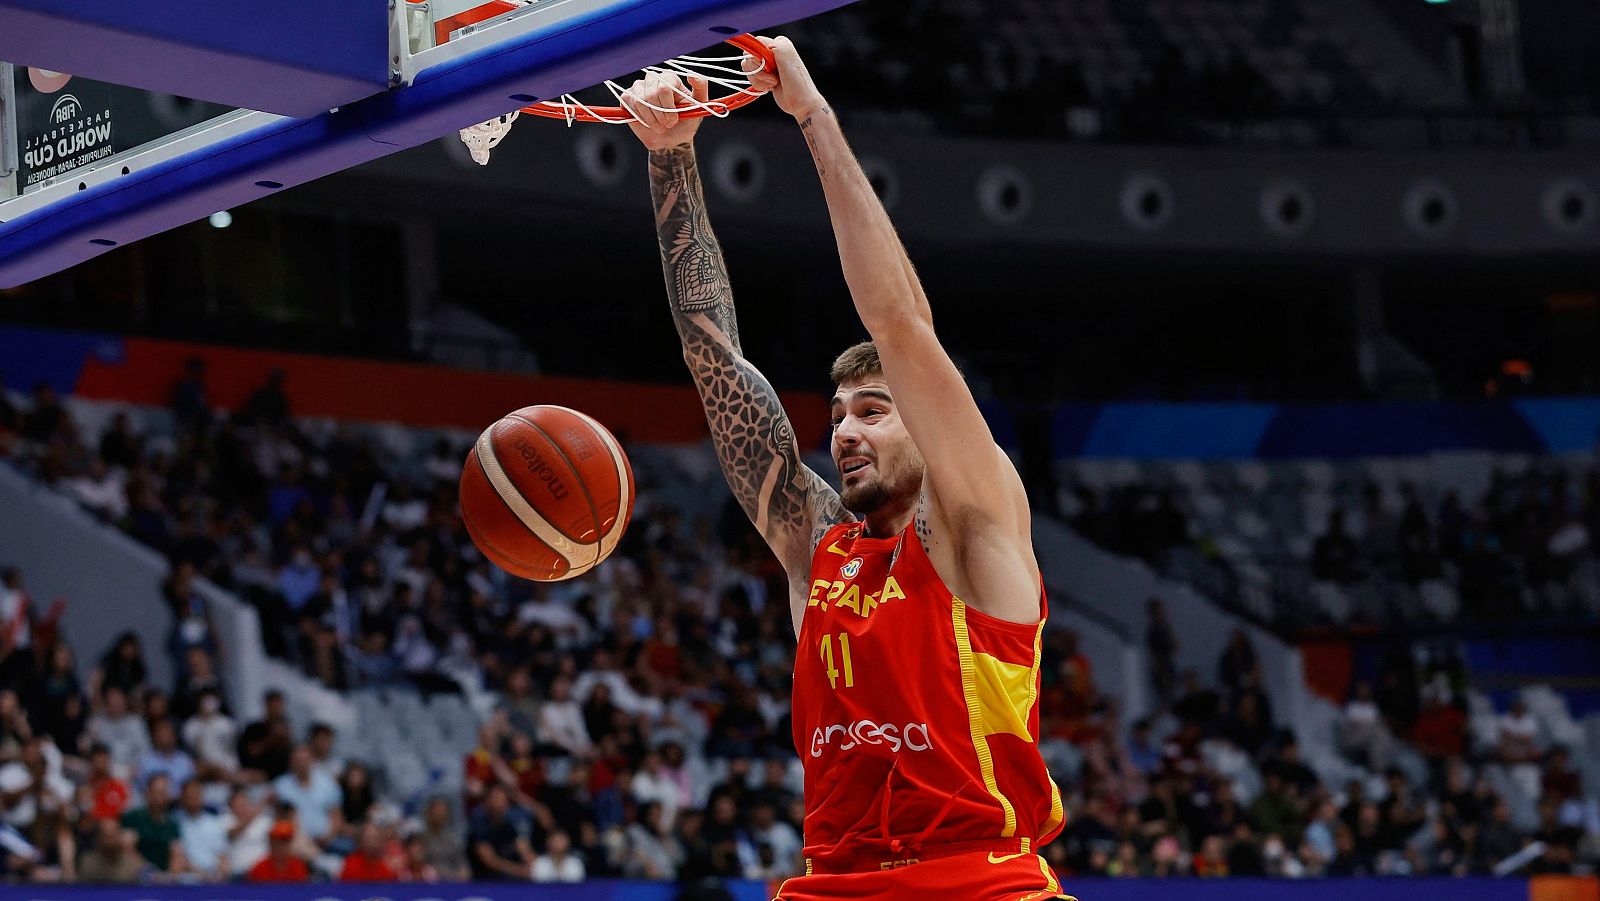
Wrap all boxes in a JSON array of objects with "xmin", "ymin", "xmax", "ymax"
[{"xmin": 458, "ymin": 33, "xmax": 775, "ymax": 165}]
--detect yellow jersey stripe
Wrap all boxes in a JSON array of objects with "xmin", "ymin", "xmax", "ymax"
[
  {"xmin": 952, "ymin": 597, "xmax": 1018, "ymax": 838},
  {"xmin": 1044, "ymin": 777, "xmax": 1065, "ymax": 836},
  {"xmin": 1039, "ymin": 855, "xmax": 1061, "ymax": 893}
]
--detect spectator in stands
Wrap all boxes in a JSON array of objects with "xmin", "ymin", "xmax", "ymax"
[
  {"xmin": 337, "ymin": 762, "xmax": 376, "ymax": 838},
  {"xmin": 169, "ymin": 357, "xmax": 210, "ymax": 432},
  {"xmin": 1339, "ymin": 680, "xmax": 1392, "ymax": 769},
  {"xmin": 537, "ymin": 676, "xmax": 592, "ymax": 758},
  {"xmin": 1042, "ymin": 630, "xmax": 1095, "ymax": 737},
  {"xmin": 0, "ymin": 737, "xmax": 61, "ymax": 848},
  {"xmin": 631, "ymin": 750, "xmax": 682, "ymax": 829},
  {"xmin": 1411, "ymin": 689, "xmax": 1468, "ymax": 778},
  {"xmin": 96, "ymin": 412, "xmax": 141, "ymax": 472},
  {"xmin": 1542, "ymin": 747, "xmax": 1582, "ymax": 808},
  {"xmin": 165, "ymin": 571, "xmax": 218, "ymax": 675},
  {"xmin": 1378, "ymin": 768, "xmax": 1425, "ymax": 852},
  {"xmin": 80, "ymin": 744, "xmax": 129, "ymax": 824},
  {"xmin": 1302, "ymin": 798, "xmax": 1340, "ymax": 870},
  {"xmin": 21, "ymin": 384, "xmax": 65, "ymax": 446},
  {"xmin": 92, "ymin": 633, "xmax": 147, "ymax": 702},
  {"xmin": 621, "ymin": 801, "xmax": 683, "ymax": 879},
  {"xmin": 172, "ymin": 647, "xmax": 223, "ymax": 722},
  {"xmin": 574, "ymin": 647, "xmax": 655, "ymax": 717},
  {"xmin": 0, "ymin": 568, "xmax": 34, "ymax": 689},
  {"xmin": 497, "ymin": 667, "xmax": 541, "ymax": 738},
  {"xmin": 75, "ymin": 816, "xmax": 145, "ymax": 883},
  {"xmin": 468, "ymin": 784, "xmax": 538, "ymax": 881},
  {"xmin": 271, "ymin": 745, "xmax": 343, "ymax": 854},
  {"xmin": 182, "ymin": 689, "xmax": 238, "ymax": 782},
  {"xmin": 347, "ymin": 631, "xmax": 401, "ymax": 687},
  {"xmin": 30, "ymin": 643, "xmax": 86, "ymax": 753},
  {"xmin": 744, "ymin": 801, "xmax": 800, "ymax": 878},
  {"xmin": 531, "ymin": 829, "xmax": 584, "ymax": 883},
  {"xmin": 1217, "ymin": 629, "xmax": 1259, "ymax": 693},
  {"xmin": 1219, "ymin": 690, "xmax": 1273, "ymax": 757},
  {"xmin": 398, "ymin": 831, "xmax": 441, "ymax": 882},
  {"xmin": 245, "ymin": 369, "xmax": 292, "ymax": 429},
  {"xmin": 416, "ymin": 796, "xmax": 469, "ymax": 882},
  {"xmin": 119, "ymin": 772, "xmax": 180, "ymax": 874},
  {"xmin": 0, "ymin": 376, "xmax": 17, "ymax": 447},
  {"xmin": 175, "ymin": 777, "xmax": 229, "ymax": 882},
  {"xmin": 222, "ymin": 787, "xmax": 272, "ymax": 880},
  {"xmin": 1265, "ymin": 736, "xmax": 1319, "ymax": 798},
  {"xmin": 276, "ymin": 544, "xmax": 321, "ymax": 618},
  {"xmin": 141, "ymin": 690, "xmax": 173, "ymax": 736},
  {"xmin": 306, "ymin": 723, "xmax": 343, "ymax": 782},
  {"xmin": 463, "ymin": 720, "xmax": 505, "ymax": 811},
  {"xmin": 85, "ymin": 687, "xmax": 147, "ymax": 779},
  {"xmin": 137, "ymin": 720, "xmax": 196, "ymax": 792},
  {"xmin": 340, "ymin": 821, "xmax": 399, "ymax": 882},
  {"xmin": 63, "ymin": 457, "xmax": 126, "ymax": 521},
  {"xmin": 501, "ymin": 733, "xmax": 546, "ymax": 812},
  {"xmin": 0, "ymin": 689, "xmax": 30, "ymax": 762},
  {"xmin": 237, "ymin": 690, "xmax": 293, "ymax": 781},
  {"xmin": 248, "ymin": 820, "xmax": 309, "ymax": 883},
  {"xmin": 1497, "ymin": 699, "xmax": 1541, "ymax": 764},
  {"xmin": 1313, "ymin": 509, "xmax": 1362, "ymax": 583},
  {"xmin": 1145, "ymin": 598, "xmax": 1178, "ymax": 705}
]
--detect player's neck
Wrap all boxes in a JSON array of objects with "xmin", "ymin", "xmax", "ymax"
[{"xmin": 861, "ymin": 494, "xmax": 916, "ymax": 539}]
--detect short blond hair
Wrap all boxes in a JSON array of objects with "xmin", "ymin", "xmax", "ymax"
[{"xmin": 829, "ymin": 341, "xmax": 881, "ymax": 385}]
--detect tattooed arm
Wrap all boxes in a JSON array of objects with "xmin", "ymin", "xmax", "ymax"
[{"xmin": 624, "ymin": 73, "xmax": 851, "ymax": 629}]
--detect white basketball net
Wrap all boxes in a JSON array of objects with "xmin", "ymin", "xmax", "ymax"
[
  {"xmin": 460, "ymin": 112, "xmax": 521, "ymax": 165},
  {"xmin": 458, "ymin": 49, "xmax": 768, "ymax": 165}
]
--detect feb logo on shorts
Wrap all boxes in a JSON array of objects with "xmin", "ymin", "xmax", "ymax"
[{"xmin": 841, "ymin": 557, "xmax": 863, "ymax": 579}]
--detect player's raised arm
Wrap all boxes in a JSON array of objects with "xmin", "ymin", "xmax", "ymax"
[
  {"xmin": 624, "ymin": 74, "xmax": 851, "ymax": 613},
  {"xmin": 748, "ymin": 40, "xmax": 1035, "ymax": 586}
]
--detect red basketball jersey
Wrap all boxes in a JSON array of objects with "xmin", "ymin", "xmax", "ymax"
[{"xmin": 793, "ymin": 521, "xmax": 1065, "ymax": 869}]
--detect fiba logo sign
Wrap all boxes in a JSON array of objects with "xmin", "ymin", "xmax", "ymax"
[
  {"xmin": 841, "ymin": 557, "xmax": 863, "ymax": 579},
  {"xmin": 49, "ymin": 94, "xmax": 81, "ymax": 124},
  {"xmin": 20, "ymin": 82, "xmax": 115, "ymax": 187}
]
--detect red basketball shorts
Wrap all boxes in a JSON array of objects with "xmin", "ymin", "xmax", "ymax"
[{"xmin": 771, "ymin": 839, "xmax": 1072, "ymax": 901}]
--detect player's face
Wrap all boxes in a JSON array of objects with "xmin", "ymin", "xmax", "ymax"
[{"xmin": 830, "ymin": 380, "xmax": 924, "ymax": 514}]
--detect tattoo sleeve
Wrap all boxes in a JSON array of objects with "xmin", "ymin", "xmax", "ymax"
[{"xmin": 648, "ymin": 145, "xmax": 850, "ymax": 566}]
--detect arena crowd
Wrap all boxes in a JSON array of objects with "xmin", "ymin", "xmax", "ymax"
[{"xmin": 0, "ymin": 366, "xmax": 1594, "ymax": 884}]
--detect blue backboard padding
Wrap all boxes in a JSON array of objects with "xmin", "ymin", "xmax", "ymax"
[
  {"xmin": 1513, "ymin": 397, "xmax": 1600, "ymax": 454},
  {"xmin": 0, "ymin": 324, "xmax": 117, "ymax": 396},
  {"xmin": 1258, "ymin": 402, "xmax": 1546, "ymax": 458},
  {"xmin": 0, "ymin": 0, "xmax": 388, "ymax": 117},
  {"xmin": 1081, "ymin": 403, "xmax": 1279, "ymax": 459},
  {"xmin": 0, "ymin": 0, "xmax": 859, "ymax": 289}
]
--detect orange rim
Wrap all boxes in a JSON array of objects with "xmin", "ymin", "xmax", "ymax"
[{"xmin": 519, "ymin": 33, "xmax": 775, "ymax": 123}]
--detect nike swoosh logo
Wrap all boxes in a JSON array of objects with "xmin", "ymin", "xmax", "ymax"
[
  {"xmin": 826, "ymin": 542, "xmax": 849, "ymax": 557},
  {"xmin": 987, "ymin": 851, "xmax": 1027, "ymax": 864}
]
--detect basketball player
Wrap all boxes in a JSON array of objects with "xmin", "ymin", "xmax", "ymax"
[{"xmin": 623, "ymin": 38, "xmax": 1070, "ymax": 900}]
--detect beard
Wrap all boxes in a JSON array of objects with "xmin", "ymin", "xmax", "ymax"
[
  {"xmin": 841, "ymin": 477, "xmax": 894, "ymax": 514},
  {"xmin": 839, "ymin": 460, "xmax": 921, "ymax": 515}
]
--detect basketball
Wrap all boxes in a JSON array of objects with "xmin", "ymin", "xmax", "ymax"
[{"xmin": 459, "ymin": 405, "xmax": 635, "ymax": 582}]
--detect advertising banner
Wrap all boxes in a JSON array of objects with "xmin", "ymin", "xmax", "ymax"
[{"xmin": 11, "ymin": 67, "xmax": 231, "ymax": 192}]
